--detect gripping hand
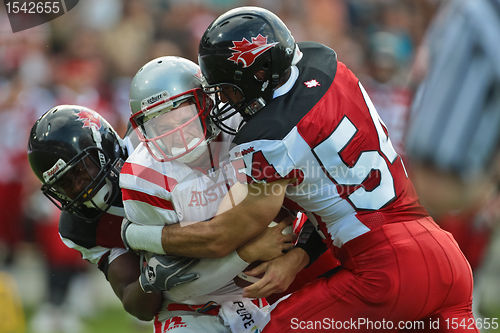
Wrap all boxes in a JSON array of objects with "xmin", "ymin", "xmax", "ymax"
[{"xmin": 139, "ymin": 254, "xmax": 200, "ymax": 293}]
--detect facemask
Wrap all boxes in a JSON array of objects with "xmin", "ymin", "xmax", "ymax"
[
  {"xmin": 172, "ymin": 138, "xmax": 208, "ymax": 164},
  {"xmin": 83, "ymin": 180, "xmax": 112, "ymax": 210}
]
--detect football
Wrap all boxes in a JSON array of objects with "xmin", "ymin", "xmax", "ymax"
[
  {"xmin": 233, "ymin": 221, "xmax": 293, "ymax": 288},
  {"xmin": 233, "ymin": 261, "xmax": 264, "ymax": 288}
]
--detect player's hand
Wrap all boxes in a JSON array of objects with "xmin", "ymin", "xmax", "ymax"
[
  {"xmin": 237, "ymin": 221, "xmax": 295, "ymax": 263},
  {"xmin": 139, "ymin": 253, "xmax": 200, "ymax": 293},
  {"xmin": 242, "ymin": 247, "xmax": 309, "ymax": 298}
]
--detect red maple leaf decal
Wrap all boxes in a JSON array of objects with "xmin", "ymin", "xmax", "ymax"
[
  {"xmin": 76, "ymin": 110, "xmax": 102, "ymax": 130},
  {"xmin": 227, "ymin": 34, "xmax": 278, "ymax": 68},
  {"xmin": 304, "ymin": 79, "xmax": 321, "ymax": 88}
]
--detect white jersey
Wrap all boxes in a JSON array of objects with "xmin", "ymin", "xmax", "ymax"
[
  {"xmin": 120, "ymin": 117, "xmax": 273, "ymax": 333},
  {"xmin": 120, "ymin": 138, "xmax": 246, "ymax": 305},
  {"xmin": 120, "ymin": 143, "xmax": 236, "ymax": 227}
]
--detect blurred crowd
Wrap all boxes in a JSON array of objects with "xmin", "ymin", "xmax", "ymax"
[{"xmin": 5, "ymin": 0, "xmax": 498, "ymax": 332}]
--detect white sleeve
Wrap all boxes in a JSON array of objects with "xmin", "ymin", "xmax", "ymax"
[
  {"xmin": 60, "ymin": 235, "xmax": 109, "ymax": 264},
  {"xmin": 165, "ymin": 251, "xmax": 248, "ymax": 302},
  {"xmin": 229, "ymin": 139, "xmax": 296, "ymax": 185},
  {"xmin": 108, "ymin": 247, "xmax": 129, "ymax": 264}
]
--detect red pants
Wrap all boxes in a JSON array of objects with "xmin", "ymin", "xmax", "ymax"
[{"xmin": 264, "ymin": 217, "xmax": 478, "ymax": 333}]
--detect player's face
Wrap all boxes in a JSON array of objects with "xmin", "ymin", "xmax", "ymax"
[
  {"xmin": 52, "ymin": 156, "xmax": 100, "ymax": 200},
  {"xmin": 218, "ymin": 84, "xmax": 244, "ymax": 106},
  {"xmin": 152, "ymin": 101, "xmax": 205, "ymax": 154}
]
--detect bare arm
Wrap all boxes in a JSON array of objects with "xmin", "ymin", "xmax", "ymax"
[
  {"xmin": 162, "ymin": 179, "xmax": 292, "ymax": 258},
  {"xmin": 107, "ymin": 251, "xmax": 162, "ymax": 321}
]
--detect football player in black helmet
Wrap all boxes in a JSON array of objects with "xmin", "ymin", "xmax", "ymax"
[
  {"xmin": 198, "ymin": 6, "xmax": 299, "ymax": 134},
  {"xmin": 28, "ymin": 105, "xmax": 162, "ymax": 320},
  {"xmin": 28, "ymin": 105, "xmax": 126, "ymax": 219},
  {"xmin": 29, "ymin": 102, "xmax": 292, "ymax": 328}
]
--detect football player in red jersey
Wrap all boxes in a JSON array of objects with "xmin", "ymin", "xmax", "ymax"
[{"xmin": 122, "ymin": 6, "xmax": 478, "ymax": 332}]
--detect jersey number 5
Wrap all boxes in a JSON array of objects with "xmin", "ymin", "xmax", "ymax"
[{"xmin": 312, "ymin": 82, "xmax": 399, "ymax": 210}]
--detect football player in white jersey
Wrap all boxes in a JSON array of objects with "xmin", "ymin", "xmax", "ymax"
[{"xmin": 120, "ymin": 56, "xmax": 318, "ymax": 333}]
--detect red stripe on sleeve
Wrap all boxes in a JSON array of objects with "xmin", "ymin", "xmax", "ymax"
[
  {"xmin": 121, "ymin": 162, "xmax": 178, "ymax": 191},
  {"xmin": 121, "ymin": 188, "xmax": 175, "ymax": 211}
]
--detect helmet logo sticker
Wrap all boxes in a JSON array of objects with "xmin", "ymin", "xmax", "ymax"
[
  {"xmin": 304, "ymin": 79, "xmax": 321, "ymax": 88},
  {"xmin": 76, "ymin": 110, "xmax": 102, "ymax": 130},
  {"xmin": 43, "ymin": 158, "xmax": 67, "ymax": 182},
  {"xmin": 141, "ymin": 91, "xmax": 170, "ymax": 111},
  {"xmin": 228, "ymin": 34, "xmax": 278, "ymax": 68}
]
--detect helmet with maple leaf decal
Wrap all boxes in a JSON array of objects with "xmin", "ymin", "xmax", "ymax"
[
  {"xmin": 198, "ymin": 6, "xmax": 297, "ymax": 133},
  {"xmin": 28, "ymin": 105, "xmax": 127, "ymax": 219}
]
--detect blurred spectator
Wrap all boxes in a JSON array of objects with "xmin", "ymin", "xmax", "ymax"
[
  {"xmin": 405, "ymin": 0, "xmax": 500, "ymax": 319},
  {"xmin": 363, "ymin": 31, "xmax": 412, "ymax": 155},
  {"xmin": 99, "ymin": 0, "xmax": 154, "ymax": 78},
  {"xmin": 52, "ymin": 57, "xmax": 118, "ymax": 129},
  {"xmin": 0, "ymin": 73, "xmax": 52, "ymax": 265},
  {"xmin": 406, "ymin": 0, "xmax": 500, "ymax": 216}
]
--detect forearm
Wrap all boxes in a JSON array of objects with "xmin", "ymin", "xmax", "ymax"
[
  {"xmin": 286, "ymin": 247, "xmax": 310, "ymax": 272},
  {"xmin": 121, "ymin": 281, "xmax": 162, "ymax": 321},
  {"xmin": 162, "ymin": 209, "xmax": 264, "ymax": 257},
  {"xmin": 164, "ymin": 181, "xmax": 289, "ymax": 257},
  {"xmin": 107, "ymin": 251, "xmax": 161, "ymax": 321},
  {"xmin": 124, "ymin": 180, "xmax": 290, "ymax": 257},
  {"xmin": 123, "ymin": 218, "xmax": 234, "ymax": 257},
  {"xmin": 161, "ymin": 220, "xmax": 228, "ymax": 257}
]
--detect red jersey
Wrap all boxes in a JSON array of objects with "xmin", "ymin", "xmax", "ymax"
[{"xmin": 230, "ymin": 42, "xmax": 428, "ymax": 247}]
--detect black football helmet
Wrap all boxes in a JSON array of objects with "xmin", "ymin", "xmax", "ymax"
[
  {"xmin": 28, "ymin": 105, "xmax": 127, "ymax": 219},
  {"xmin": 198, "ymin": 6, "xmax": 297, "ymax": 133}
]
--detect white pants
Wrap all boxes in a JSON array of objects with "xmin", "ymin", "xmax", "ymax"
[
  {"xmin": 154, "ymin": 312, "xmax": 229, "ymax": 333},
  {"xmin": 154, "ymin": 298, "xmax": 272, "ymax": 333}
]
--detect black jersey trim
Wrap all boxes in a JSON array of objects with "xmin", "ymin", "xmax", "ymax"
[
  {"xmin": 234, "ymin": 42, "xmax": 338, "ymax": 145},
  {"xmin": 59, "ymin": 210, "xmax": 99, "ymax": 248}
]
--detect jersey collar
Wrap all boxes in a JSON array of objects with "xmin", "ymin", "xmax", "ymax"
[
  {"xmin": 273, "ymin": 65, "xmax": 299, "ymax": 99},
  {"xmin": 272, "ymin": 44, "xmax": 302, "ymax": 99}
]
